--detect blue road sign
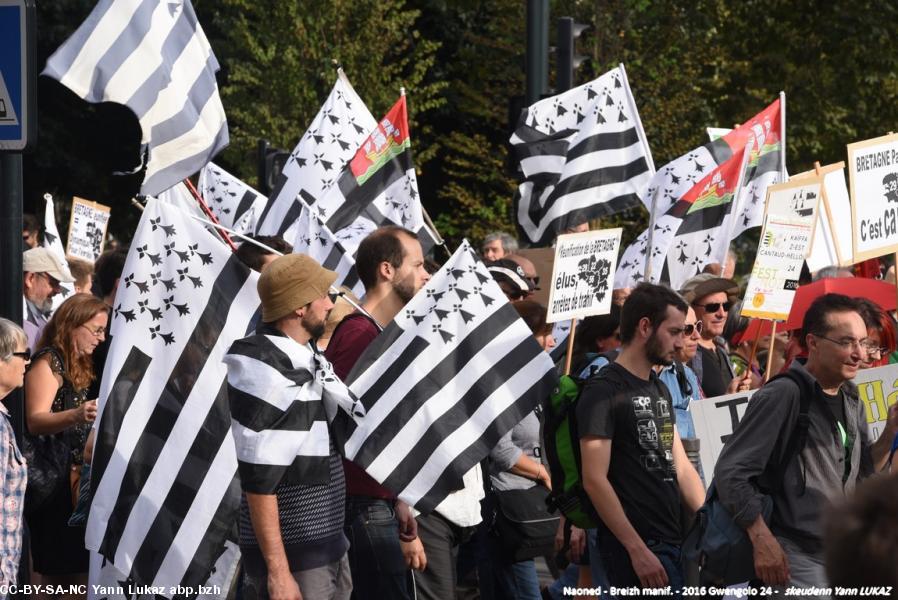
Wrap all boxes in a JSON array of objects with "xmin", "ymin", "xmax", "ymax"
[{"xmin": 0, "ymin": 0, "xmax": 35, "ymax": 152}]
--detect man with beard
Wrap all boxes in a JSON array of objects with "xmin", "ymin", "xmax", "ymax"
[
  {"xmin": 325, "ymin": 226, "xmax": 430, "ymax": 599},
  {"xmin": 225, "ymin": 254, "xmax": 353, "ymax": 599},
  {"xmin": 22, "ymin": 248, "xmax": 74, "ymax": 351},
  {"xmin": 578, "ymin": 283, "xmax": 705, "ymax": 590}
]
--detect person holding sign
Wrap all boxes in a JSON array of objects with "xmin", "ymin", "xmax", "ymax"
[
  {"xmin": 714, "ymin": 294, "xmax": 898, "ymax": 594},
  {"xmin": 578, "ymin": 283, "xmax": 705, "ymax": 590}
]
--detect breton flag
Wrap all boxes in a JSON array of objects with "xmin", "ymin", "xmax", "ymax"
[
  {"xmin": 42, "ymin": 0, "xmax": 229, "ymax": 196},
  {"xmin": 87, "ymin": 198, "xmax": 260, "ymax": 594},
  {"xmin": 42, "ymin": 195, "xmax": 76, "ymax": 312},
  {"xmin": 510, "ymin": 64, "xmax": 655, "ymax": 245},
  {"xmin": 293, "ymin": 207, "xmax": 364, "ymax": 298},
  {"xmin": 315, "ymin": 93, "xmax": 438, "ymax": 256},
  {"xmin": 615, "ymin": 96, "xmax": 784, "ymax": 289},
  {"xmin": 333, "ymin": 241, "xmax": 558, "ymax": 512},
  {"xmin": 199, "ymin": 163, "xmax": 268, "ymax": 234},
  {"xmin": 255, "ymin": 70, "xmax": 377, "ymax": 242}
]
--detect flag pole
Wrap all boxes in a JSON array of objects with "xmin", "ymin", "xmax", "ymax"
[
  {"xmin": 813, "ymin": 161, "xmax": 843, "ymax": 267},
  {"xmin": 764, "ymin": 321, "xmax": 778, "ymax": 382},
  {"xmin": 746, "ymin": 319, "xmax": 765, "ymax": 377},
  {"xmin": 182, "ymin": 178, "xmax": 238, "ymax": 252},
  {"xmin": 643, "ymin": 191, "xmax": 658, "ymax": 281},
  {"xmin": 563, "ymin": 318, "xmax": 578, "ymax": 376}
]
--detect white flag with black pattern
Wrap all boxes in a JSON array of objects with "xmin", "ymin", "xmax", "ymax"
[
  {"xmin": 199, "ymin": 163, "xmax": 267, "ymax": 234},
  {"xmin": 87, "ymin": 198, "xmax": 261, "ymax": 596},
  {"xmin": 293, "ymin": 207, "xmax": 364, "ymax": 298},
  {"xmin": 255, "ymin": 69, "xmax": 377, "ymax": 243},
  {"xmin": 333, "ymin": 241, "xmax": 558, "ymax": 512},
  {"xmin": 510, "ymin": 64, "xmax": 655, "ymax": 245},
  {"xmin": 42, "ymin": 195, "xmax": 76, "ymax": 312}
]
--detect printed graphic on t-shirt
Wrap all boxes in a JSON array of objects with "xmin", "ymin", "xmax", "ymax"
[{"xmin": 631, "ymin": 394, "xmax": 676, "ymax": 480}]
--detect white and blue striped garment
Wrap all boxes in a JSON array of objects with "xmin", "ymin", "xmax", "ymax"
[{"xmin": 43, "ymin": 0, "xmax": 228, "ymax": 196}]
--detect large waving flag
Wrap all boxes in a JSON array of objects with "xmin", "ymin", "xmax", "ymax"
[
  {"xmin": 333, "ymin": 241, "xmax": 557, "ymax": 512},
  {"xmin": 315, "ymin": 94, "xmax": 437, "ymax": 256},
  {"xmin": 199, "ymin": 163, "xmax": 267, "ymax": 234},
  {"xmin": 293, "ymin": 207, "xmax": 364, "ymax": 297},
  {"xmin": 615, "ymin": 96, "xmax": 784, "ymax": 288},
  {"xmin": 43, "ymin": 0, "xmax": 229, "ymax": 196},
  {"xmin": 87, "ymin": 198, "xmax": 260, "ymax": 594},
  {"xmin": 510, "ymin": 64, "xmax": 655, "ymax": 245},
  {"xmin": 255, "ymin": 70, "xmax": 377, "ymax": 243}
]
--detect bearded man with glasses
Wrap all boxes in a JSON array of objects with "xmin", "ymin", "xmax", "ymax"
[
  {"xmin": 22, "ymin": 248, "xmax": 75, "ymax": 352},
  {"xmin": 714, "ymin": 293, "xmax": 898, "ymax": 596}
]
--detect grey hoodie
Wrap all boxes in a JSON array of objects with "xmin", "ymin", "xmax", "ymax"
[{"xmin": 713, "ymin": 360, "xmax": 874, "ymax": 553}]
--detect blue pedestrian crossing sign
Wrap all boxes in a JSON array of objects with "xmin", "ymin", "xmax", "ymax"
[{"xmin": 0, "ymin": 0, "xmax": 35, "ymax": 152}]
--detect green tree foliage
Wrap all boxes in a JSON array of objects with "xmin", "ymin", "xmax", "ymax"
[{"xmin": 198, "ymin": 0, "xmax": 446, "ymax": 184}]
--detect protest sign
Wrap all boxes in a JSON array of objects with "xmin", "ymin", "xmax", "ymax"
[
  {"xmin": 794, "ymin": 163, "xmax": 853, "ymax": 271},
  {"xmin": 66, "ymin": 196, "xmax": 110, "ymax": 261},
  {"xmin": 546, "ymin": 228, "xmax": 622, "ymax": 323},
  {"xmin": 763, "ymin": 176, "xmax": 822, "ymax": 230},
  {"xmin": 692, "ymin": 362, "xmax": 898, "ymax": 474},
  {"xmin": 847, "ymin": 132, "xmax": 898, "ymax": 262},
  {"xmin": 741, "ymin": 216, "xmax": 813, "ymax": 320}
]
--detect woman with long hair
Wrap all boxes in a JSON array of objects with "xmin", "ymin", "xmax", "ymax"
[{"xmin": 24, "ymin": 294, "xmax": 107, "ymax": 593}]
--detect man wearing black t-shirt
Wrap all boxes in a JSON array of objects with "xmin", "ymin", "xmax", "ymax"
[{"xmin": 578, "ymin": 283, "xmax": 705, "ymax": 590}]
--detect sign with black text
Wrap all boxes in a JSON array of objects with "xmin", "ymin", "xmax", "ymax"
[
  {"xmin": 546, "ymin": 228, "xmax": 622, "ymax": 323},
  {"xmin": 66, "ymin": 196, "xmax": 111, "ymax": 261},
  {"xmin": 848, "ymin": 132, "xmax": 898, "ymax": 261}
]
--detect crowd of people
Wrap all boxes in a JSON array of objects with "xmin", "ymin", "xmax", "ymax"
[{"xmin": 3, "ymin": 214, "xmax": 898, "ymax": 600}]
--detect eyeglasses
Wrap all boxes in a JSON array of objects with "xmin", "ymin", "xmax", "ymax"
[
  {"xmin": 864, "ymin": 344, "xmax": 890, "ymax": 357},
  {"xmin": 814, "ymin": 334, "xmax": 868, "ymax": 352},
  {"xmin": 81, "ymin": 325, "xmax": 106, "ymax": 338},
  {"xmin": 694, "ymin": 301, "xmax": 731, "ymax": 313},
  {"xmin": 38, "ymin": 272, "xmax": 61, "ymax": 288},
  {"xmin": 11, "ymin": 350, "xmax": 31, "ymax": 361},
  {"xmin": 684, "ymin": 322, "xmax": 703, "ymax": 336}
]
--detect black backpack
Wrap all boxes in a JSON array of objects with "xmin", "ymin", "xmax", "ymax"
[{"xmin": 682, "ymin": 370, "xmax": 813, "ymax": 585}]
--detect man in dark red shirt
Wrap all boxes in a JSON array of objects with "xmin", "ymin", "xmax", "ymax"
[{"xmin": 325, "ymin": 226, "xmax": 431, "ymax": 599}]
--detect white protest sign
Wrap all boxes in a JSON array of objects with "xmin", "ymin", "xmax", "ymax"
[
  {"xmin": 741, "ymin": 216, "xmax": 813, "ymax": 320},
  {"xmin": 794, "ymin": 163, "xmax": 854, "ymax": 271},
  {"xmin": 546, "ymin": 228, "xmax": 622, "ymax": 323},
  {"xmin": 66, "ymin": 197, "xmax": 111, "ymax": 261},
  {"xmin": 764, "ymin": 176, "xmax": 822, "ymax": 229},
  {"xmin": 847, "ymin": 132, "xmax": 898, "ymax": 262},
  {"xmin": 693, "ymin": 362, "xmax": 898, "ymax": 475}
]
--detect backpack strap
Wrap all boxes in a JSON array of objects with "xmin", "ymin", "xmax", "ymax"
[{"xmin": 766, "ymin": 370, "xmax": 813, "ymax": 489}]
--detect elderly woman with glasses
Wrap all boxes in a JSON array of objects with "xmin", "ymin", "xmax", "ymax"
[
  {"xmin": 24, "ymin": 293, "xmax": 108, "ymax": 590},
  {"xmin": 0, "ymin": 319, "xmax": 29, "ymax": 588}
]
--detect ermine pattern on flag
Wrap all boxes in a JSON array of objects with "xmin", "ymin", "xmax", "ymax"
[
  {"xmin": 43, "ymin": 0, "xmax": 229, "ymax": 196},
  {"xmin": 293, "ymin": 207, "xmax": 364, "ymax": 298},
  {"xmin": 510, "ymin": 65, "xmax": 655, "ymax": 245},
  {"xmin": 333, "ymin": 241, "xmax": 557, "ymax": 512},
  {"xmin": 255, "ymin": 71, "xmax": 377, "ymax": 243},
  {"xmin": 199, "ymin": 163, "xmax": 267, "ymax": 234},
  {"xmin": 87, "ymin": 199, "xmax": 260, "ymax": 594}
]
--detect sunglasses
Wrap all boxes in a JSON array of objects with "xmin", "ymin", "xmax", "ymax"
[
  {"xmin": 684, "ymin": 322, "xmax": 703, "ymax": 336},
  {"xmin": 694, "ymin": 301, "xmax": 731, "ymax": 313},
  {"xmin": 12, "ymin": 350, "xmax": 31, "ymax": 361}
]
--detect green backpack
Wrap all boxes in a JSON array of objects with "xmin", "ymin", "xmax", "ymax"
[{"xmin": 543, "ymin": 352, "xmax": 617, "ymax": 529}]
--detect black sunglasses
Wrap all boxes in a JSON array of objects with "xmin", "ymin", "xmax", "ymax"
[
  {"xmin": 684, "ymin": 322, "xmax": 703, "ymax": 336},
  {"xmin": 12, "ymin": 350, "xmax": 31, "ymax": 361},
  {"xmin": 694, "ymin": 301, "xmax": 731, "ymax": 313}
]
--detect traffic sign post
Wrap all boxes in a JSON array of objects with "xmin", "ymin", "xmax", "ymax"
[{"xmin": 0, "ymin": 3, "xmax": 35, "ymax": 591}]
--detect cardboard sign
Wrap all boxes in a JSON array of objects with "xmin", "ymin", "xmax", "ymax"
[
  {"xmin": 692, "ymin": 362, "xmax": 898, "ymax": 475},
  {"xmin": 66, "ymin": 197, "xmax": 111, "ymax": 262},
  {"xmin": 847, "ymin": 132, "xmax": 898, "ymax": 261},
  {"xmin": 763, "ymin": 177, "xmax": 823, "ymax": 230},
  {"xmin": 794, "ymin": 163, "xmax": 854, "ymax": 271},
  {"xmin": 741, "ymin": 216, "xmax": 813, "ymax": 320},
  {"xmin": 546, "ymin": 228, "xmax": 622, "ymax": 323}
]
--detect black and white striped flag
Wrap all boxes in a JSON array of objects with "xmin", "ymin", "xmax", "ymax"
[
  {"xmin": 87, "ymin": 198, "xmax": 260, "ymax": 595},
  {"xmin": 510, "ymin": 64, "xmax": 655, "ymax": 245},
  {"xmin": 334, "ymin": 241, "xmax": 558, "ymax": 512},
  {"xmin": 224, "ymin": 329, "xmax": 364, "ymax": 494},
  {"xmin": 293, "ymin": 207, "xmax": 364, "ymax": 298},
  {"xmin": 255, "ymin": 70, "xmax": 376, "ymax": 243},
  {"xmin": 199, "ymin": 163, "xmax": 267, "ymax": 234},
  {"xmin": 43, "ymin": 0, "xmax": 229, "ymax": 196}
]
